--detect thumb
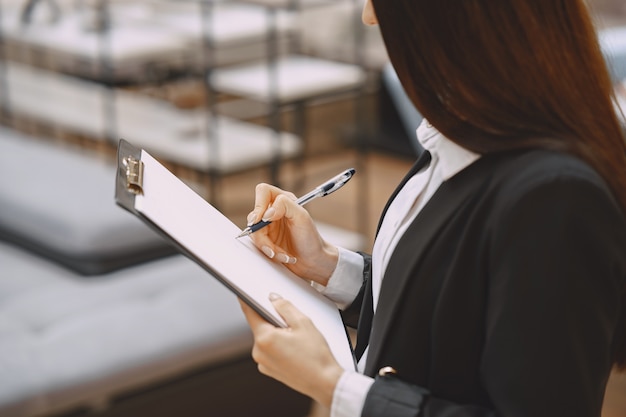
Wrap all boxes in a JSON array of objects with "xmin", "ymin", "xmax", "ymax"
[{"xmin": 269, "ymin": 293, "xmax": 309, "ymax": 329}]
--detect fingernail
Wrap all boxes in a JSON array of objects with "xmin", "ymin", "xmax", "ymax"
[
  {"xmin": 277, "ymin": 254, "xmax": 297, "ymax": 264},
  {"xmin": 261, "ymin": 207, "xmax": 276, "ymax": 222},
  {"xmin": 261, "ymin": 245, "xmax": 275, "ymax": 259},
  {"xmin": 247, "ymin": 211, "xmax": 257, "ymax": 226},
  {"xmin": 269, "ymin": 292, "xmax": 283, "ymax": 301}
]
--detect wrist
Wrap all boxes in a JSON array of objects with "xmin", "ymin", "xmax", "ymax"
[
  {"xmin": 312, "ymin": 364, "xmax": 344, "ymax": 408},
  {"xmin": 307, "ymin": 242, "xmax": 339, "ymax": 286}
]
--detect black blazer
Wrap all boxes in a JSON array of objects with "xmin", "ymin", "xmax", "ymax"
[{"xmin": 342, "ymin": 149, "xmax": 626, "ymax": 417}]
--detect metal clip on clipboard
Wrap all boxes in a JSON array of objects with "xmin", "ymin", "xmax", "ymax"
[{"xmin": 123, "ymin": 156, "xmax": 144, "ymax": 195}]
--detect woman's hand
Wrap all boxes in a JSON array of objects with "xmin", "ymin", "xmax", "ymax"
[
  {"xmin": 245, "ymin": 183, "xmax": 338, "ymax": 286},
  {"xmin": 239, "ymin": 295, "xmax": 344, "ymax": 408}
]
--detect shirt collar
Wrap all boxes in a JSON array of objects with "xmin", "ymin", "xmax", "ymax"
[{"xmin": 416, "ymin": 119, "xmax": 481, "ymax": 181}]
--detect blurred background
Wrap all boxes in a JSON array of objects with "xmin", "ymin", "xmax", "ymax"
[{"xmin": 0, "ymin": 1, "xmax": 624, "ymax": 416}]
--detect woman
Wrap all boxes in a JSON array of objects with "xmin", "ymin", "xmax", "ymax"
[{"xmin": 239, "ymin": 1, "xmax": 626, "ymax": 416}]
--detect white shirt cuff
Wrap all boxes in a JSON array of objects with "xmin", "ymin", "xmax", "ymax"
[
  {"xmin": 330, "ymin": 371, "xmax": 374, "ymax": 417},
  {"xmin": 311, "ymin": 247, "xmax": 365, "ymax": 310}
]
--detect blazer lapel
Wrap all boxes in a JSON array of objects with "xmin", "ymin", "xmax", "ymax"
[
  {"xmin": 352, "ymin": 151, "xmax": 433, "ymax": 360},
  {"xmin": 364, "ymin": 153, "xmax": 503, "ymax": 376}
]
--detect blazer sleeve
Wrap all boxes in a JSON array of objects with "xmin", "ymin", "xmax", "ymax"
[
  {"xmin": 362, "ymin": 173, "xmax": 626, "ymax": 417},
  {"xmin": 364, "ymin": 375, "xmax": 495, "ymax": 417}
]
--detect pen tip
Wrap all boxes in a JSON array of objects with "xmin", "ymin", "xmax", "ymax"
[{"xmin": 236, "ymin": 228, "xmax": 251, "ymax": 239}]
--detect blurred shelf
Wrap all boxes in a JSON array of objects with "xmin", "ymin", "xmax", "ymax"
[
  {"xmin": 0, "ymin": 1, "xmax": 296, "ymax": 83},
  {"xmin": 210, "ymin": 54, "xmax": 366, "ymax": 103},
  {"xmin": 174, "ymin": 0, "xmax": 336, "ymax": 11},
  {"xmin": 232, "ymin": 0, "xmax": 334, "ymax": 9},
  {"xmin": 4, "ymin": 62, "xmax": 303, "ymax": 175},
  {"xmin": 153, "ymin": 2, "xmax": 294, "ymax": 47}
]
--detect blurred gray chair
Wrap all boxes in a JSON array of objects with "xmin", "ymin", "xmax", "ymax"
[
  {"xmin": 0, "ymin": 242, "xmax": 309, "ymax": 417},
  {"xmin": 0, "ymin": 126, "xmax": 176, "ymax": 275}
]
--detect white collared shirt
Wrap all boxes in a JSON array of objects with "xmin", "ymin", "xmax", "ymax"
[{"xmin": 317, "ymin": 120, "xmax": 480, "ymax": 417}]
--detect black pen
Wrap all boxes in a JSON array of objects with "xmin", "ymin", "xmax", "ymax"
[{"xmin": 236, "ymin": 168, "xmax": 356, "ymax": 238}]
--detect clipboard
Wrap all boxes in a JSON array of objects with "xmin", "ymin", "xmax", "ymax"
[{"xmin": 115, "ymin": 139, "xmax": 357, "ymax": 371}]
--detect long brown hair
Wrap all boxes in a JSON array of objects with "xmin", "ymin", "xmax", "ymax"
[{"xmin": 371, "ymin": 0, "xmax": 626, "ymax": 366}]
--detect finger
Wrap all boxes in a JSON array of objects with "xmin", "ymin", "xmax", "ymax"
[
  {"xmin": 256, "ymin": 244, "xmax": 297, "ymax": 265},
  {"xmin": 249, "ymin": 183, "xmax": 296, "ymax": 225},
  {"xmin": 246, "ymin": 223, "xmax": 296, "ymax": 264},
  {"xmin": 248, "ymin": 183, "xmax": 274, "ymax": 225},
  {"xmin": 257, "ymin": 193, "xmax": 298, "ymax": 224},
  {"xmin": 251, "ymin": 240, "xmax": 296, "ymax": 265},
  {"xmin": 274, "ymin": 252, "xmax": 298, "ymax": 264},
  {"xmin": 269, "ymin": 293, "xmax": 310, "ymax": 329}
]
